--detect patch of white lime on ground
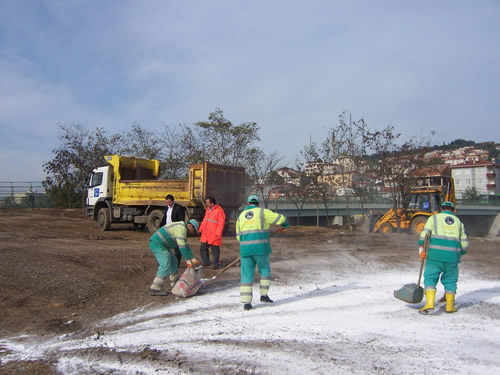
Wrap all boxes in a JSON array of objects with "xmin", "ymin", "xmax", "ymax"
[{"xmin": 1, "ymin": 270, "xmax": 499, "ymax": 375}]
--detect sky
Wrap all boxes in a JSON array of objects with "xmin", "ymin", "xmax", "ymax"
[
  {"xmin": 1, "ymin": 250, "xmax": 499, "ymax": 373},
  {"xmin": 1, "ymin": 1, "xmax": 499, "ymax": 181}
]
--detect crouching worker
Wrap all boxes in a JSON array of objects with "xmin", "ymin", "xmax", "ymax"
[
  {"xmin": 149, "ymin": 219, "xmax": 201, "ymax": 296},
  {"xmin": 236, "ymin": 195, "xmax": 289, "ymax": 311},
  {"xmin": 418, "ymin": 201, "xmax": 468, "ymax": 314}
]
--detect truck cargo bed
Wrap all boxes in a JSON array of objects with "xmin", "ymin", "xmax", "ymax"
[{"xmin": 113, "ymin": 179, "xmax": 189, "ymax": 206}]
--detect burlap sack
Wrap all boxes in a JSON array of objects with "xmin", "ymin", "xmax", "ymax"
[{"xmin": 171, "ymin": 267, "xmax": 203, "ymax": 297}]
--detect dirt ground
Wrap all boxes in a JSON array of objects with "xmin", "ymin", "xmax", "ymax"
[{"xmin": 0, "ymin": 208, "xmax": 499, "ymax": 374}]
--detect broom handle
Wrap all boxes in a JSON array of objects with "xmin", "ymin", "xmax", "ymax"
[
  {"xmin": 212, "ymin": 229, "xmax": 282, "ymax": 279},
  {"xmin": 213, "ymin": 256, "xmax": 241, "ymax": 278}
]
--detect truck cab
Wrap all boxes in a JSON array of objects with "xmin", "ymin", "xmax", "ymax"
[{"xmin": 86, "ymin": 166, "xmax": 113, "ymax": 217}]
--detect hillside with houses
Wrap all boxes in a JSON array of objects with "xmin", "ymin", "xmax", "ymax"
[{"xmin": 260, "ymin": 143, "xmax": 500, "ymax": 204}]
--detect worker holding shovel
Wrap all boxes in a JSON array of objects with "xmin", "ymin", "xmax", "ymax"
[
  {"xmin": 418, "ymin": 201, "xmax": 469, "ymax": 315},
  {"xmin": 236, "ymin": 194, "xmax": 289, "ymax": 311}
]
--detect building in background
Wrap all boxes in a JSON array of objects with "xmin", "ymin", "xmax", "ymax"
[{"xmin": 451, "ymin": 160, "xmax": 500, "ymax": 198}]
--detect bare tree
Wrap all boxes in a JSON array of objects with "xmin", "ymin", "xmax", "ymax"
[
  {"xmin": 247, "ymin": 150, "xmax": 284, "ymax": 208},
  {"xmin": 322, "ymin": 111, "xmax": 369, "ymax": 230},
  {"xmin": 159, "ymin": 124, "xmax": 192, "ymax": 179},
  {"xmin": 118, "ymin": 122, "xmax": 162, "ymax": 160},
  {"xmin": 43, "ymin": 123, "xmax": 120, "ymax": 208},
  {"xmin": 299, "ymin": 141, "xmax": 333, "ymax": 225},
  {"xmin": 283, "ymin": 162, "xmax": 314, "ymax": 225},
  {"xmin": 365, "ymin": 126, "xmax": 432, "ymax": 232}
]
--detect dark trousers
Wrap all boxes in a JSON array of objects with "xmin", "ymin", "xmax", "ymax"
[{"xmin": 200, "ymin": 242, "xmax": 220, "ymax": 267}]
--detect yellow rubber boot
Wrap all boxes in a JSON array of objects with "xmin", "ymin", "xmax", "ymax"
[
  {"xmin": 419, "ymin": 289, "xmax": 436, "ymax": 314},
  {"xmin": 445, "ymin": 293, "xmax": 457, "ymax": 313}
]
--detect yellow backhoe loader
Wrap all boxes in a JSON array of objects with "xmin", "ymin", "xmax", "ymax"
[{"xmin": 369, "ymin": 177, "xmax": 455, "ymax": 235}]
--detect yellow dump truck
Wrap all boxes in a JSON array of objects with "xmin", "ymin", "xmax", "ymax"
[
  {"xmin": 369, "ymin": 177, "xmax": 456, "ymax": 234},
  {"xmin": 86, "ymin": 155, "xmax": 245, "ymax": 233}
]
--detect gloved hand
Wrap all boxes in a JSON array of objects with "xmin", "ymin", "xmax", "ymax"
[
  {"xmin": 419, "ymin": 246, "xmax": 426, "ymax": 260},
  {"xmin": 278, "ymin": 227, "xmax": 285, "ymax": 233},
  {"xmin": 187, "ymin": 259, "xmax": 200, "ymax": 268}
]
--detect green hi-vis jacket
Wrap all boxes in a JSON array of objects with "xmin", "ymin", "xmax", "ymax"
[
  {"xmin": 150, "ymin": 221, "xmax": 194, "ymax": 259},
  {"xmin": 418, "ymin": 210, "xmax": 469, "ymax": 264},
  {"xmin": 236, "ymin": 205, "xmax": 288, "ymax": 257}
]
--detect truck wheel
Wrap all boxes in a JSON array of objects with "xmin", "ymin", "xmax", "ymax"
[
  {"xmin": 147, "ymin": 210, "xmax": 164, "ymax": 234},
  {"xmin": 411, "ymin": 216, "xmax": 427, "ymax": 234},
  {"xmin": 97, "ymin": 207, "xmax": 111, "ymax": 231},
  {"xmin": 379, "ymin": 223, "xmax": 393, "ymax": 234}
]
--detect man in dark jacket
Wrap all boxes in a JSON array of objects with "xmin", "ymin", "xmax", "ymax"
[{"xmin": 161, "ymin": 194, "xmax": 187, "ymax": 267}]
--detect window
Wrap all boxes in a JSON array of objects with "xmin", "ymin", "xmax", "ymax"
[
  {"xmin": 454, "ymin": 170, "xmax": 462, "ymax": 176},
  {"xmin": 477, "ymin": 178, "xmax": 483, "ymax": 185},
  {"xmin": 91, "ymin": 172, "xmax": 104, "ymax": 187},
  {"xmin": 465, "ymin": 179, "xmax": 471, "ymax": 185},
  {"xmin": 455, "ymin": 179, "xmax": 460, "ymax": 186}
]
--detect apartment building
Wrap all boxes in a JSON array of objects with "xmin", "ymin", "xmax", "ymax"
[{"xmin": 451, "ymin": 160, "xmax": 500, "ymax": 198}]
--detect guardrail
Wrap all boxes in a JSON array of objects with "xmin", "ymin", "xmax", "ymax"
[
  {"xmin": 0, "ymin": 182, "xmax": 51, "ymax": 208},
  {"xmin": 266, "ymin": 196, "xmax": 500, "ymax": 206}
]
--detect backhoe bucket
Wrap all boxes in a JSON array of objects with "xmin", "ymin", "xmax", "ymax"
[{"xmin": 394, "ymin": 283, "xmax": 424, "ymax": 304}]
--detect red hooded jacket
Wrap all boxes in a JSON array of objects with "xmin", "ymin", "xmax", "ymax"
[{"xmin": 199, "ymin": 204, "xmax": 225, "ymax": 246}]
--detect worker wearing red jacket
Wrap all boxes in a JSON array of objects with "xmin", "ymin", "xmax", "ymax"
[{"xmin": 199, "ymin": 196, "xmax": 226, "ymax": 269}]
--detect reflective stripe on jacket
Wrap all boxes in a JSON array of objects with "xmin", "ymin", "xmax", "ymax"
[
  {"xmin": 150, "ymin": 221, "xmax": 193, "ymax": 258},
  {"xmin": 236, "ymin": 205, "xmax": 287, "ymax": 256},
  {"xmin": 199, "ymin": 204, "xmax": 226, "ymax": 246},
  {"xmin": 418, "ymin": 210, "xmax": 469, "ymax": 263}
]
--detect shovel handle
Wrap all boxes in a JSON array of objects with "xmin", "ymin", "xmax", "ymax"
[
  {"xmin": 417, "ymin": 233, "xmax": 430, "ymax": 286},
  {"xmin": 417, "ymin": 258, "xmax": 425, "ymax": 286}
]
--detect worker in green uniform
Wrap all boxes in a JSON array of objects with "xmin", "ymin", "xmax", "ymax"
[
  {"xmin": 149, "ymin": 219, "xmax": 200, "ymax": 296},
  {"xmin": 236, "ymin": 194, "xmax": 289, "ymax": 311},
  {"xmin": 418, "ymin": 201, "xmax": 469, "ymax": 314}
]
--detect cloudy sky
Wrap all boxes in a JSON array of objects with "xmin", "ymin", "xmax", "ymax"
[{"xmin": 1, "ymin": 1, "xmax": 499, "ymax": 181}]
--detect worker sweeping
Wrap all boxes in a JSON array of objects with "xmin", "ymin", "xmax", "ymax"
[
  {"xmin": 236, "ymin": 194, "xmax": 289, "ymax": 311},
  {"xmin": 418, "ymin": 201, "xmax": 469, "ymax": 314},
  {"xmin": 148, "ymin": 219, "xmax": 201, "ymax": 296}
]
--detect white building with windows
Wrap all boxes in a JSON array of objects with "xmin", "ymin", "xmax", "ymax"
[{"xmin": 451, "ymin": 160, "xmax": 500, "ymax": 198}]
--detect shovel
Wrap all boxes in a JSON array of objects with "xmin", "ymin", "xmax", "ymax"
[{"xmin": 393, "ymin": 234, "xmax": 429, "ymax": 304}]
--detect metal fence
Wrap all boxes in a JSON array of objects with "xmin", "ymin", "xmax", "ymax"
[{"xmin": 0, "ymin": 182, "xmax": 51, "ymax": 208}]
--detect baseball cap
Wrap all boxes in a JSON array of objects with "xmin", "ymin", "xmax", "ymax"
[
  {"xmin": 441, "ymin": 201, "xmax": 455, "ymax": 209},
  {"xmin": 247, "ymin": 194, "xmax": 259, "ymax": 203},
  {"xmin": 188, "ymin": 219, "xmax": 200, "ymax": 233}
]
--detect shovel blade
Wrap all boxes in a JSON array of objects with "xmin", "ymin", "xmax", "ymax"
[{"xmin": 394, "ymin": 283, "xmax": 424, "ymax": 304}]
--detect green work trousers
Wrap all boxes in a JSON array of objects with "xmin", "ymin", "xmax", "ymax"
[
  {"xmin": 150, "ymin": 241, "xmax": 179, "ymax": 278},
  {"xmin": 240, "ymin": 255, "xmax": 271, "ymax": 303},
  {"xmin": 423, "ymin": 259, "xmax": 459, "ymax": 293}
]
